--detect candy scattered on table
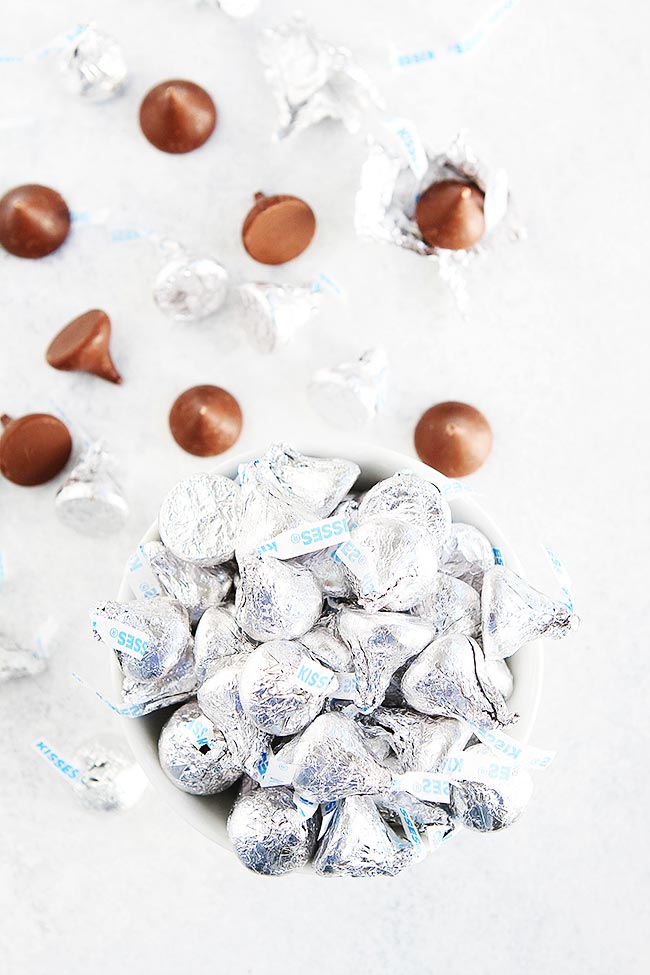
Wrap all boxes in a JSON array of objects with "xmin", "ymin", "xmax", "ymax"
[
  {"xmin": 169, "ymin": 385, "xmax": 242, "ymax": 456},
  {"xmin": 0, "ymin": 184, "xmax": 70, "ymax": 259},
  {"xmin": 46, "ymin": 309, "xmax": 122, "ymax": 384},
  {"xmin": 139, "ymin": 79, "xmax": 217, "ymax": 153},
  {"xmin": 90, "ymin": 445, "xmax": 579, "ymax": 876},
  {"xmin": 59, "ymin": 25, "xmax": 128, "ymax": 102},
  {"xmin": 415, "ymin": 180, "xmax": 485, "ymax": 251},
  {"xmin": 0, "ymin": 412, "xmax": 72, "ymax": 486},
  {"xmin": 242, "ymin": 192, "xmax": 316, "ymax": 265},
  {"xmin": 55, "ymin": 442, "xmax": 129, "ymax": 536},
  {"xmin": 414, "ymin": 401, "xmax": 493, "ymax": 477}
]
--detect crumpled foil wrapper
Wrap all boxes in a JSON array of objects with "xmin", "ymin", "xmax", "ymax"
[
  {"xmin": 235, "ymin": 282, "xmax": 321, "ymax": 353},
  {"xmin": 359, "ymin": 472, "xmax": 451, "ymax": 552},
  {"xmin": 401, "ymin": 633, "xmax": 516, "ymax": 730},
  {"xmin": 308, "ymin": 348, "xmax": 388, "ymax": 428},
  {"xmin": 142, "ymin": 541, "xmax": 232, "ymax": 626},
  {"xmin": 153, "ymin": 251, "xmax": 229, "ymax": 322},
  {"xmin": 228, "ymin": 782, "xmax": 318, "ymax": 876},
  {"xmin": 292, "ymin": 712, "xmax": 392, "ymax": 803},
  {"xmin": 72, "ymin": 735, "xmax": 147, "ymax": 811},
  {"xmin": 296, "ymin": 547, "xmax": 351, "ymax": 601},
  {"xmin": 0, "ymin": 631, "xmax": 47, "ymax": 682},
  {"xmin": 239, "ymin": 640, "xmax": 325, "ymax": 736},
  {"xmin": 159, "ymin": 473, "xmax": 240, "ymax": 566},
  {"xmin": 197, "ymin": 653, "xmax": 269, "ymax": 770},
  {"xmin": 158, "ymin": 700, "xmax": 241, "ymax": 795},
  {"xmin": 485, "ymin": 657, "xmax": 514, "ymax": 701},
  {"xmin": 313, "ymin": 795, "xmax": 413, "ymax": 877},
  {"xmin": 376, "ymin": 791, "xmax": 455, "ymax": 836},
  {"xmin": 482, "ymin": 566, "xmax": 579, "ymax": 660},
  {"xmin": 300, "ymin": 623, "xmax": 353, "ymax": 673},
  {"xmin": 412, "ymin": 573, "xmax": 481, "ymax": 641},
  {"xmin": 450, "ymin": 744, "xmax": 534, "ymax": 831},
  {"xmin": 59, "ymin": 25, "xmax": 128, "ymax": 102},
  {"xmin": 259, "ymin": 15, "xmax": 380, "ymax": 139},
  {"xmin": 235, "ymin": 554, "xmax": 322, "ymax": 642},
  {"xmin": 342, "ymin": 517, "xmax": 439, "ymax": 612},
  {"xmin": 55, "ymin": 443, "xmax": 128, "ymax": 537},
  {"xmin": 366, "ymin": 708, "xmax": 468, "ymax": 773},
  {"xmin": 92, "ymin": 596, "xmax": 192, "ymax": 682},
  {"xmin": 337, "ymin": 608, "xmax": 434, "ymax": 713},
  {"xmin": 194, "ymin": 605, "xmax": 254, "ymax": 684},
  {"xmin": 439, "ymin": 522, "xmax": 495, "ymax": 592},
  {"xmin": 355, "ymin": 131, "xmax": 520, "ymax": 309}
]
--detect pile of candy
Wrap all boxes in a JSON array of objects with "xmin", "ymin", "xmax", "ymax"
[{"xmin": 92, "ymin": 444, "xmax": 578, "ymax": 876}]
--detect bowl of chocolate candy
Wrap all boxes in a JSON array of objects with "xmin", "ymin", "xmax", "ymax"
[{"xmin": 92, "ymin": 443, "xmax": 577, "ymax": 877}]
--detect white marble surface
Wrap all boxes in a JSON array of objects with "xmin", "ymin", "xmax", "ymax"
[{"xmin": 1, "ymin": 1, "xmax": 648, "ymax": 972}]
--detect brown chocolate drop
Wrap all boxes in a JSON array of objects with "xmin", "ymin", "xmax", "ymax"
[
  {"xmin": 415, "ymin": 180, "xmax": 485, "ymax": 251},
  {"xmin": 242, "ymin": 192, "xmax": 316, "ymax": 265},
  {"xmin": 46, "ymin": 310, "xmax": 122, "ymax": 384},
  {"xmin": 169, "ymin": 385, "xmax": 242, "ymax": 457},
  {"xmin": 139, "ymin": 80, "xmax": 216, "ymax": 154},
  {"xmin": 414, "ymin": 401, "xmax": 492, "ymax": 477},
  {"xmin": 0, "ymin": 413, "xmax": 72, "ymax": 486},
  {"xmin": 0, "ymin": 184, "xmax": 71, "ymax": 259}
]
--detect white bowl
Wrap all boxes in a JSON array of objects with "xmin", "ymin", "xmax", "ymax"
[{"xmin": 116, "ymin": 444, "xmax": 543, "ymax": 854}]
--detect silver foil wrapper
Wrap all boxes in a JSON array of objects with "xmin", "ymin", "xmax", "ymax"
[
  {"xmin": 153, "ymin": 252, "xmax": 229, "ymax": 322},
  {"xmin": 142, "ymin": 541, "xmax": 232, "ymax": 626},
  {"xmin": 264, "ymin": 444, "xmax": 360, "ymax": 519},
  {"xmin": 158, "ymin": 700, "xmax": 241, "ymax": 795},
  {"xmin": 292, "ymin": 712, "xmax": 392, "ymax": 803},
  {"xmin": 439, "ymin": 522, "xmax": 495, "ymax": 592},
  {"xmin": 236, "ymin": 450, "xmax": 316, "ymax": 554},
  {"xmin": 196, "ymin": 653, "xmax": 269, "ymax": 770},
  {"xmin": 59, "ymin": 25, "xmax": 128, "ymax": 102},
  {"xmin": 308, "ymin": 348, "xmax": 388, "ymax": 428},
  {"xmin": 297, "ymin": 547, "xmax": 352, "ymax": 601},
  {"xmin": 235, "ymin": 282, "xmax": 321, "ymax": 353},
  {"xmin": 71, "ymin": 736, "xmax": 147, "ymax": 811},
  {"xmin": 259, "ymin": 16, "xmax": 379, "ymax": 139},
  {"xmin": 359, "ymin": 472, "xmax": 451, "ymax": 551},
  {"xmin": 55, "ymin": 443, "xmax": 128, "ymax": 537},
  {"xmin": 239, "ymin": 640, "xmax": 326, "ymax": 736},
  {"xmin": 300, "ymin": 624, "xmax": 353, "ymax": 673},
  {"xmin": 412, "ymin": 574, "xmax": 481, "ymax": 641},
  {"xmin": 159, "ymin": 473, "xmax": 240, "ymax": 566},
  {"xmin": 376, "ymin": 791, "xmax": 455, "ymax": 836},
  {"xmin": 450, "ymin": 744, "xmax": 534, "ymax": 831},
  {"xmin": 485, "ymin": 657, "xmax": 514, "ymax": 701},
  {"xmin": 92, "ymin": 596, "xmax": 192, "ymax": 682},
  {"xmin": 0, "ymin": 631, "xmax": 47, "ymax": 682},
  {"xmin": 337, "ymin": 608, "xmax": 434, "ymax": 713},
  {"xmin": 235, "ymin": 554, "xmax": 322, "ymax": 642},
  {"xmin": 228, "ymin": 782, "xmax": 318, "ymax": 876},
  {"xmin": 482, "ymin": 566, "xmax": 579, "ymax": 660},
  {"xmin": 401, "ymin": 634, "xmax": 516, "ymax": 730},
  {"xmin": 194, "ymin": 605, "xmax": 254, "ymax": 684},
  {"xmin": 313, "ymin": 795, "xmax": 413, "ymax": 877},
  {"xmin": 342, "ymin": 517, "xmax": 439, "ymax": 612},
  {"xmin": 366, "ymin": 708, "xmax": 469, "ymax": 774}
]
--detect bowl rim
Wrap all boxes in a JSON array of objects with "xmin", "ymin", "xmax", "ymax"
[{"xmin": 114, "ymin": 441, "xmax": 544, "ymax": 855}]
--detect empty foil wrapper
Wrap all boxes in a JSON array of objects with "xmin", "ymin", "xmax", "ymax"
[
  {"xmin": 482, "ymin": 566, "xmax": 579, "ymax": 660},
  {"xmin": 228, "ymin": 782, "xmax": 318, "ymax": 875},
  {"xmin": 194, "ymin": 606, "xmax": 254, "ymax": 684},
  {"xmin": 55, "ymin": 443, "xmax": 128, "ymax": 537},
  {"xmin": 235, "ymin": 554, "xmax": 322, "ymax": 642},
  {"xmin": 0, "ymin": 631, "xmax": 47, "ymax": 682},
  {"xmin": 450, "ymin": 744, "xmax": 534, "ymax": 831},
  {"xmin": 412, "ymin": 574, "xmax": 481, "ymax": 641},
  {"xmin": 313, "ymin": 795, "xmax": 413, "ymax": 877},
  {"xmin": 235, "ymin": 282, "xmax": 321, "ymax": 353},
  {"xmin": 401, "ymin": 633, "xmax": 516, "ymax": 730},
  {"xmin": 158, "ymin": 700, "xmax": 241, "ymax": 795},
  {"xmin": 239, "ymin": 640, "xmax": 326, "ymax": 736},
  {"xmin": 439, "ymin": 522, "xmax": 495, "ymax": 592},
  {"xmin": 197, "ymin": 653, "xmax": 269, "ymax": 770},
  {"xmin": 142, "ymin": 541, "xmax": 232, "ymax": 626},
  {"xmin": 92, "ymin": 596, "xmax": 192, "ymax": 682},
  {"xmin": 292, "ymin": 712, "xmax": 391, "ymax": 803},
  {"xmin": 71, "ymin": 736, "xmax": 147, "ymax": 811},
  {"xmin": 359, "ymin": 472, "xmax": 451, "ymax": 551},
  {"xmin": 337, "ymin": 608, "xmax": 434, "ymax": 712},
  {"xmin": 309, "ymin": 348, "xmax": 388, "ymax": 428},
  {"xmin": 59, "ymin": 25, "xmax": 128, "ymax": 102},
  {"xmin": 367, "ymin": 708, "xmax": 468, "ymax": 773},
  {"xmin": 260, "ymin": 16, "xmax": 380, "ymax": 139},
  {"xmin": 153, "ymin": 252, "xmax": 229, "ymax": 322},
  {"xmin": 159, "ymin": 473, "xmax": 240, "ymax": 566},
  {"xmin": 342, "ymin": 517, "xmax": 439, "ymax": 612}
]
